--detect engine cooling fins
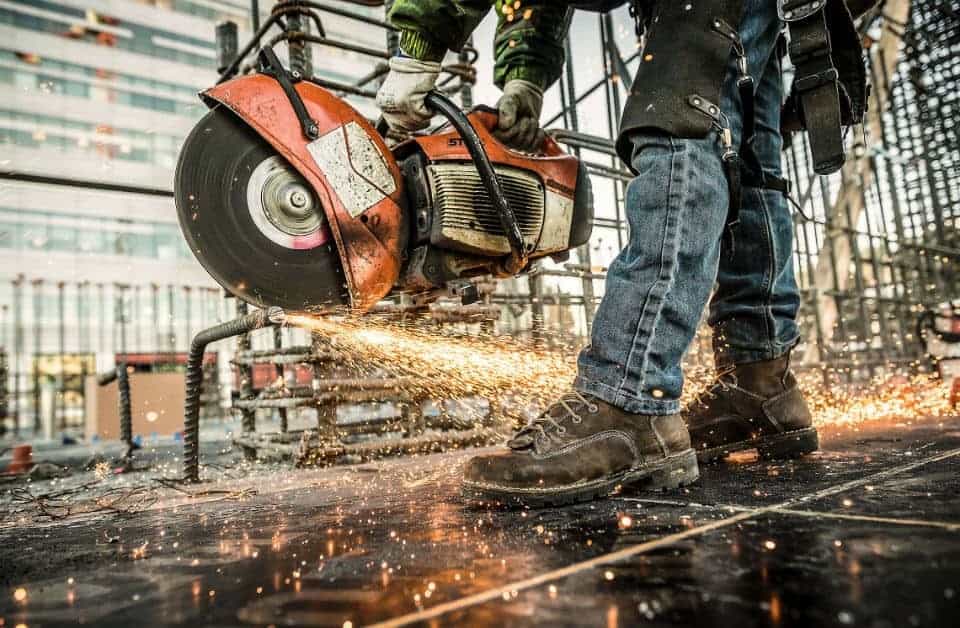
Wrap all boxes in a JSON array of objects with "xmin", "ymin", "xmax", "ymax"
[{"xmin": 174, "ymin": 106, "xmax": 348, "ymax": 312}]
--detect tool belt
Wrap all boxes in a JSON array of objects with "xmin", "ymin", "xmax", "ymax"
[{"xmin": 779, "ymin": 0, "xmax": 868, "ymax": 175}]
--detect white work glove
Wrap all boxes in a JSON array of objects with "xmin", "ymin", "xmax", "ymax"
[
  {"xmin": 376, "ymin": 55, "xmax": 441, "ymax": 134},
  {"xmin": 495, "ymin": 79, "xmax": 546, "ymax": 152}
]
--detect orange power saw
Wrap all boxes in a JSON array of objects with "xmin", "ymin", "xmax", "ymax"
[{"xmin": 175, "ymin": 47, "xmax": 593, "ymax": 313}]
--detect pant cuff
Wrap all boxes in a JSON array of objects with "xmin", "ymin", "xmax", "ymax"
[
  {"xmin": 714, "ymin": 337, "xmax": 800, "ymax": 367},
  {"xmin": 574, "ymin": 375, "xmax": 679, "ymax": 416}
]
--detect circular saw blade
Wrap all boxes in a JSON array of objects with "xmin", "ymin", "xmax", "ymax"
[{"xmin": 175, "ymin": 107, "xmax": 347, "ymax": 312}]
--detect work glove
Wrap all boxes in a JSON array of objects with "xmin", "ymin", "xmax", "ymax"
[
  {"xmin": 495, "ymin": 79, "xmax": 546, "ymax": 152},
  {"xmin": 376, "ymin": 55, "xmax": 441, "ymax": 134}
]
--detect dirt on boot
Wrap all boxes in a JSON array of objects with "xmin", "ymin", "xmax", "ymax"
[
  {"xmin": 684, "ymin": 353, "xmax": 819, "ymax": 463},
  {"xmin": 462, "ymin": 391, "xmax": 699, "ymax": 508}
]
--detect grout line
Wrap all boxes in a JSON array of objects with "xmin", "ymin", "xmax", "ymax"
[
  {"xmin": 626, "ymin": 498, "xmax": 960, "ymax": 532},
  {"xmin": 779, "ymin": 446, "xmax": 960, "ymax": 508},
  {"xmin": 766, "ymin": 507, "xmax": 960, "ymax": 531},
  {"xmin": 627, "ymin": 494, "xmax": 960, "ymax": 531},
  {"xmin": 366, "ymin": 446, "xmax": 960, "ymax": 628}
]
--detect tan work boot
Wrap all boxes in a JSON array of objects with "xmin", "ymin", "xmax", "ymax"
[
  {"xmin": 684, "ymin": 352, "xmax": 818, "ymax": 463},
  {"xmin": 462, "ymin": 391, "xmax": 699, "ymax": 507}
]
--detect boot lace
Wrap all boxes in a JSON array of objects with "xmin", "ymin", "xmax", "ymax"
[
  {"xmin": 509, "ymin": 391, "xmax": 599, "ymax": 450},
  {"xmin": 690, "ymin": 367, "xmax": 737, "ymax": 409}
]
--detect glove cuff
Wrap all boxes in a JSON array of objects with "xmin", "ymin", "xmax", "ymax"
[
  {"xmin": 387, "ymin": 55, "xmax": 442, "ymax": 75},
  {"xmin": 399, "ymin": 30, "xmax": 447, "ymax": 63}
]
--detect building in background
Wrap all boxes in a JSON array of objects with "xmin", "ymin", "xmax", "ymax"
[{"xmin": 0, "ymin": 0, "xmax": 385, "ymax": 433}]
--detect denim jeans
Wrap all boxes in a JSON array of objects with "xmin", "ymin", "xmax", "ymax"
[{"xmin": 574, "ymin": 0, "xmax": 800, "ymax": 415}]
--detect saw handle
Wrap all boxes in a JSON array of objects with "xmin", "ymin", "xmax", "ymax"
[{"xmin": 422, "ymin": 90, "xmax": 529, "ymax": 274}]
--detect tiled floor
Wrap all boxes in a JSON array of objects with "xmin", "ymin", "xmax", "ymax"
[{"xmin": 2, "ymin": 419, "xmax": 958, "ymax": 627}]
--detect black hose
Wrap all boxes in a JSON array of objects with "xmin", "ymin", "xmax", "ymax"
[
  {"xmin": 423, "ymin": 91, "xmax": 529, "ymax": 274},
  {"xmin": 183, "ymin": 307, "xmax": 284, "ymax": 482}
]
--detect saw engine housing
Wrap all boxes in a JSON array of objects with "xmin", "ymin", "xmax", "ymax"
[
  {"xmin": 176, "ymin": 73, "xmax": 593, "ymax": 313},
  {"xmin": 394, "ymin": 108, "xmax": 593, "ymax": 293}
]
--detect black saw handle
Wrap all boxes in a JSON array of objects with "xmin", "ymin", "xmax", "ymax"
[{"xmin": 377, "ymin": 92, "xmax": 529, "ymax": 275}]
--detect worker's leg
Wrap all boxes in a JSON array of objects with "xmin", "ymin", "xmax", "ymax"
[
  {"xmin": 573, "ymin": 131, "xmax": 728, "ymax": 414},
  {"xmin": 686, "ymin": 6, "xmax": 817, "ymax": 463},
  {"xmin": 575, "ymin": 0, "xmax": 786, "ymax": 414},
  {"xmin": 708, "ymin": 33, "xmax": 800, "ymax": 364}
]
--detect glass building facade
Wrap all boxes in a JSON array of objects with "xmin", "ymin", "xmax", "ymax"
[{"xmin": 0, "ymin": 0, "xmax": 385, "ymax": 432}]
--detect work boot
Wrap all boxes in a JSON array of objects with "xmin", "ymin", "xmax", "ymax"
[
  {"xmin": 683, "ymin": 352, "xmax": 819, "ymax": 463},
  {"xmin": 462, "ymin": 391, "xmax": 699, "ymax": 507}
]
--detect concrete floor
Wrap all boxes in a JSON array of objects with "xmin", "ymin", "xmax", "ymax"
[{"xmin": 1, "ymin": 417, "xmax": 959, "ymax": 627}]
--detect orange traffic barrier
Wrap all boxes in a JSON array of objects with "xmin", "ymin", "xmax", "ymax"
[{"xmin": 6, "ymin": 444, "xmax": 34, "ymax": 474}]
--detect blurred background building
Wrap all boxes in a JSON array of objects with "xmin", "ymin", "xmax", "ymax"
[
  {"xmin": 0, "ymin": 0, "xmax": 386, "ymax": 434},
  {"xmin": 0, "ymin": 0, "xmax": 957, "ymax": 440}
]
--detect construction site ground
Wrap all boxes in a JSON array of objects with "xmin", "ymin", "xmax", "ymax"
[{"xmin": 2, "ymin": 416, "xmax": 959, "ymax": 627}]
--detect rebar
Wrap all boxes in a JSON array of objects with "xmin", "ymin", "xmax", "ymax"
[
  {"xmin": 184, "ymin": 306, "xmax": 284, "ymax": 483},
  {"xmin": 98, "ymin": 364, "xmax": 133, "ymax": 456},
  {"xmin": 235, "ymin": 300, "xmax": 257, "ymax": 433}
]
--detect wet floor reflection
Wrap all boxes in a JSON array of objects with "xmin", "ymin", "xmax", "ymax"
[{"xmin": 1, "ymin": 424, "xmax": 959, "ymax": 627}]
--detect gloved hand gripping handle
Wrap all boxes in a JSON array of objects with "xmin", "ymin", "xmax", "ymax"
[{"xmin": 377, "ymin": 91, "xmax": 530, "ymax": 275}]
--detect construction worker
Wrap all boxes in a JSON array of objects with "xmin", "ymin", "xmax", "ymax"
[{"xmin": 377, "ymin": 0, "xmax": 873, "ymax": 505}]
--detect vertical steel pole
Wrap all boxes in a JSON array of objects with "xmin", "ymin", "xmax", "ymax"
[
  {"xmin": 117, "ymin": 364, "xmax": 132, "ymax": 451},
  {"xmin": 562, "ymin": 35, "xmax": 596, "ymax": 332},
  {"xmin": 116, "ymin": 284, "xmax": 129, "ymax": 360},
  {"xmin": 56, "ymin": 281, "xmax": 66, "ymax": 431},
  {"xmin": 134, "ymin": 284, "xmax": 142, "ymax": 352},
  {"xmin": 12, "ymin": 276, "xmax": 22, "ymax": 436},
  {"xmin": 167, "ymin": 284, "xmax": 176, "ymax": 351},
  {"xmin": 184, "ymin": 286, "xmax": 193, "ymax": 352},
  {"xmin": 601, "ymin": 13, "xmax": 626, "ymax": 250},
  {"xmin": 97, "ymin": 283, "xmax": 106, "ymax": 355},
  {"xmin": 251, "ymin": 0, "xmax": 260, "ymax": 33},
  {"xmin": 76, "ymin": 281, "xmax": 88, "ymax": 426},
  {"xmin": 152, "ymin": 284, "xmax": 162, "ymax": 352},
  {"xmin": 31, "ymin": 279, "xmax": 43, "ymax": 433},
  {"xmin": 0, "ymin": 305, "xmax": 7, "ymax": 436}
]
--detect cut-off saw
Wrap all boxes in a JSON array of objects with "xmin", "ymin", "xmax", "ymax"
[{"xmin": 175, "ymin": 47, "xmax": 593, "ymax": 313}]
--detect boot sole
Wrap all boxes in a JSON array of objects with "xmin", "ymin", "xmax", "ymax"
[
  {"xmin": 461, "ymin": 449, "xmax": 700, "ymax": 509},
  {"xmin": 696, "ymin": 427, "xmax": 819, "ymax": 464}
]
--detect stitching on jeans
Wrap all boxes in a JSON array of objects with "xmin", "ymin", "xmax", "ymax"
[
  {"xmin": 755, "ymin": 188, "xmax": 777, "ymax": 358},
  {"xmin": 635, "ymin": 138, "xmax": 687, "ymax": 395},
  {"xmin": 616, "ymin": 138, "xmax": 686, "ymax": 399}
]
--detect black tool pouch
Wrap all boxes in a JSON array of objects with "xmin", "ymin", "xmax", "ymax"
[
  {"xmin": 780, "ymin": 0, "xmax": 868, "ymax": 175},
  {"xmin": 615, "ymin": 0, "xmax": 746, "ymax": 168}
]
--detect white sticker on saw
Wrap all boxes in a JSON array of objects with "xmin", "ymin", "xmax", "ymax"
[
  {"xmin": 538, "ymin": 188, "xmax": 575, "ymax": 253},
  {"xmin": 306, "ymin": 121, "xmax": 396, "ymax": 218}
]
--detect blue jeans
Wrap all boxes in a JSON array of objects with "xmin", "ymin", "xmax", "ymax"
[{"xmin": 575, "ymin": 0, "xmax": 800, "ymax": 415}]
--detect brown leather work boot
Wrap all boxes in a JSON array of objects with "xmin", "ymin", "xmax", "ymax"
[
  {"xmin": 683, "ymin": 352, "xmax": 819, "ymax": 463},
  {"xmin": 462, "ymin": 391, "xmax": 699, "ymax": 507}
]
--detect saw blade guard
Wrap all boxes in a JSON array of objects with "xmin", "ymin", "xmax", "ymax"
[{"xmin": 202, "ymin": 74, "xmax": 406, "ymax": 312}]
